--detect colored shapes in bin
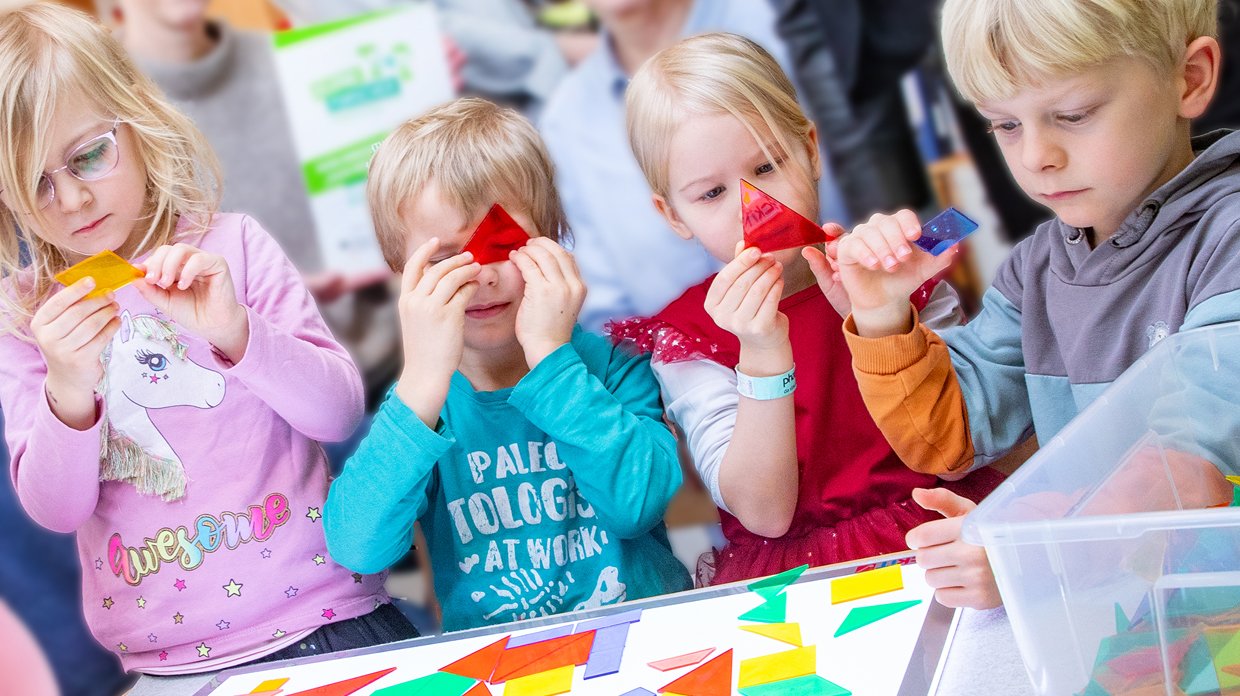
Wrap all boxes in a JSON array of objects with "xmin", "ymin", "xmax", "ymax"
[
  {"xmin": 371, "ymin": 671, "xmax": 477, "ymax": 696},
  {"xmin": 55, "ymin": 250, "xmax": 144, "ymax": 298},
  {"xmin": 503, "ymin": 665, "xmax": 574, "ymax": 696},
  {"xmin": 620, "ymin": 690, "xmax": 655, "ymax": 696},
  {"xmin": 1177, "ymin": 637, "xmax": 1218, "ymax": 696},
  {"xmin": 251, "ymin": 680, "xmax": 289, "ymax": 694},
  {"xmin": 659, "ymin": 649, "xmax": 733, "ymax": 696},
  {"xmin": 914, "ymin": 207, "xmax": 978, "ymax": 256},
  {"xmin": 740, "ymin": 180, "xmax": 826, "ymax": 253},
  {"xmin": 830, "ymin": 564, "xmax": 903, "ymax": 605},
  {"xmin": 1115, "ymin": 603, "xmax": 1130, "ymax": 633},
  {"xmin": 1106, "ymin": 635, "xmax": 1193, "ymax": 680},
  {"xmin": 583, "ymin": 622, "xmax": 630, "ymax": 679},
  {"xmin": 443, "ymin": 636, "xmax": 511, "ymax": 680},
  {"xmin": 508, "ymin": 625, "xmax": 574, "ymax": 648},
  {"xmin": 1128, "ymin": 595, "xmax": 1153, "ymax": 630},
  {"xmin": 462, "ymin": 204, "xmax": 530, "ymax": 265},
  {"xmin": 739, "ymin": 592, "xmax": 787, "ymax": 624},
  {"xmin": 1224, "ymin": 664, "xmax": 1240, "ymax": 677},
  {"xmin": 738, "ymin": 674, "xmax": 852, "ymax": 696},
  {"xmin": 649, "ymin": 648, "xmax": 715, "ymax": 672},
  {"xmin": 740, "ymin": 622, "xmax": 803, "ymax": 647},
  {"xmin": 1206, "ymin": 626, "xmax": 1240, "ymax": 690},
  {"xmin": 738, "ymin": 646, "xmax": 816, "ymax": 688},
  {"xmin": 574, "ymin": 608, "xmax": 642, "ymax": 633},
  {"xmin": 748, "ymin": 564, "xmax": 808, "ymax": 600},
  {"xmin": 834, "ymin": 600, "xmax": 922, "ymax": 637},
  {"xmin": 491, "ymin": 631, "xmax": 595, "ymax": 683},
  {"xmin": 286, "ymin": 668, "xmax": 398, "ymax": 696}
]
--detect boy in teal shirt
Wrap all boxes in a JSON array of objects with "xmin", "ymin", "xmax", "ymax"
[{"xmin": 324, "ymin": 98, "xmax": 691, "ymax": 631}]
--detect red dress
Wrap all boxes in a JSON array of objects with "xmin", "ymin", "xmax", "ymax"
[{"xmin": 611, "ymin": 278, "xmax": 1002, "ymax": 585}]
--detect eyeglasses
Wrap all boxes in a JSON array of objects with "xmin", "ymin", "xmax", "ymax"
[{"xmin": 0, "ymin": 120, "xmax": 122, "ymax": 212}]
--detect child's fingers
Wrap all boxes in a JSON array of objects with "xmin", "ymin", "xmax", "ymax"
[
  {"xmin": 875, "ymin": 216, "xmax": 914, "ymax": 265},
  {"xmin": 61, "ymin": 301, "xmax": 120, "ymax": 352},
  {"xmin": 447, "ymin": 279, "xmax": 480, "ymax": 311},
  {"xmin": 706, "ymin": 247, "xmax": 762, "ymax": 308},
  {"xmin": 152, "ymin": 243, "xmax": 196, "ymax": 288},
  {"xmin": 429, "ymin": 262, "xmax": 481, "ymax": 305},
  {"xmin": 401, "ymin": 237, "xmax": 441, "ymax": 295},
  {"xmin": 416, "ymin": 251, "xmax": 476, "ymax": 295},
  {"xmin": 734, "ymin": 262, "xmax": 782, "ymax": 320},
  {"xmin": 911, "ymin": 487, "xmax": 976, "ymax": 518},
  {"xmin": 37, "ymin": 278, "xmax": 97, "ymax": 327},
  {"xmin": 509, "ymin": 248, "xmax": 547, "ymax": 285},
  {"xmin": 716, "ymin": 258, "xmax": 776, "ymax": 313},
  {"xmin": 821, "ymin": 221, "xmax": 847, "ymax": 240},
  {"xmin": 905, "ymin": 513, "xmax": 965, "ymax": 550},
  {"xmin": 35, "ymin": 286, "xmax": 107, "ymax": 339},
  {"xmin": 517, "ymin": 241, "xmax": 565, "ymax": 285},
  {"xmin": 176, "ymin": 252, "xmax": 218, "ymax": 290},
  {"xmin": 802, "ymin": 246, "xmax": 832, "ymax": 282},
  {"xmin": 533, "ymin": 237, "xmax": 581, "ymax": 285},
  {"xmin": 894, "ymin": 209, "xmax": 924, "ymax": 240},
  {"xmin": 755, "ymin": 274, "xmax": 783, "ymax": 322},
  {"xmin": 837, "ymin": 234, "xmax": 882, "ymax": 269},
  {"xmin": 82, "ymin": 314, "xmax": 123, "ymax": 356}
]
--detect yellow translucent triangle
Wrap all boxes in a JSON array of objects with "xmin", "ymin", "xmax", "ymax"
[
  {"xmin": 54, "ymin": 250, "xmax": 142, "ymax": 298},
  {"xmin": 830, "ymin": 564, "xmax": 903, "ymax": 605},
  {"xmin": 250, "ymin": 678, "xmax": 289, "ymax": 694},
  {"xmin": 738, "ymin": 645, "xmax": 816, "ymax": 689},
  {"xmin": 740, "ymin": 622, "xmax": 802, "ymax": 647},
  {"xmin": 1227, "ymin": 475, "xmax": 1240, "ymax": 485},
  {"xmin": 504, "ymin": 664, "xmax": 574, "ymax": 696}
]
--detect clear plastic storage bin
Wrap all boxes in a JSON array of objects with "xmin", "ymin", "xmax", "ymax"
[{"xmin": 963, "ymin": 322, "xmax": 1240, "ymax": 696}]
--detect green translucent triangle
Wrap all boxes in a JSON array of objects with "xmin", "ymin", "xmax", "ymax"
[
  {"xmin": 738, "ymin": 674, "xmax": 851, "ymax": 696},
  {"xmin": 748, "ymin": 564, "xmax": 809, "ymax": 600},
  {"xmin": 372, "ymin": 671, "xmax": 477, "ymax": 696},
  {"xmin": 1078, "ymin": 679, "xmax": 1111, "ymax": 696},
  {"xmin": 833, "ymin": 600, "xmax": 921, "ymax": 637},
  {"xmin": 1114, "ymin": 602, "xmax": 1129, "ymax": 633},
  {"xmin": 739, "ymin": 592, "xmax": 788, "ymax": 624}
]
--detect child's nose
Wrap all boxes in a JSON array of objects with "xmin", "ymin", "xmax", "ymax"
[
  {"xmin": 476, "ymin": 263, "xmax": 500, "ymax": 286},
  {"xmin": 52, "ymin": 172, "xmax": 92, "ymax": 214},
  {"xmin": 1021, "ymin": 128, "xmax": 1066, "ymax": 173}
]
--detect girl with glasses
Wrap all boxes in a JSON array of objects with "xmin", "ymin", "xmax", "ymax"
[{"xmin": 0, "ymin": 4, "xmax": 418, "ymax": 691}]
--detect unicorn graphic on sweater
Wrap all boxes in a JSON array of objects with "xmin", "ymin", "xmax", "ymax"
[{"xmin": 101, "ymin": 311, "xmax": 225, "ymax": 500}]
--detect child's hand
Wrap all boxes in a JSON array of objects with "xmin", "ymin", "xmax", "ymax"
[
  {"xmin": 837, "ymin": 211, "xmax": 956, "ymax": 337},
  {"xmin": 510, "ymin": 238, "xmax": 586, "ymax": 368},
  {"xmin": 706, "ymin": 244, "xmax": 789, "ymax": 352},
  {"xmin": 394, "ymin": 238, "xmax": 480, "ymax": 427},
  {"xmin": 802, "ymin": 222, "xmax": 851, "ymax": 318},
  {"xmin": 906, "ymin": 487, "xmax": 1002, "ymax": 610},
  {"xmin": 135, "ymin": 244, "xmax": 248, "ymax": 362},
  {"xmin": 31, "ymin": 278, "xmax": 121, "ymax": 428}
]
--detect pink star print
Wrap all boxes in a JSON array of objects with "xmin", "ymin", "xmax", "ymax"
[
  {"xmin": 158, "ymin": 651, "xmax": 168, "ymax": 661},
  {"xmin": 148, "ymin": 374, "xmax": 161, "ymax": 384},
  {"xmin": 321, "ymin": 608, "xmax": 336, "ymax": 620},
  {"xmin": 173, "ymin": 579, "xmax": 187, "ymax": 591}
]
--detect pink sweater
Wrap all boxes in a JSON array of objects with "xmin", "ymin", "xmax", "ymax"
[{"xmin": 1, "ymin": 214, "xmax": 387, "ymax": 672}]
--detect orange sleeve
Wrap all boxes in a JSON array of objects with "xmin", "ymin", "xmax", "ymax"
[{"xmin": 842, "ymin": 310, "xmax": 974, "ymax": 474}]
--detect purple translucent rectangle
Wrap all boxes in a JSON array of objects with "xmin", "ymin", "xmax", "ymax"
[
  {"xmin": 619, "ymin": 688, "xmax": 655, "ymax": 696},
  {"xmin": 505, "ymin": 623, "xmax": 574, "ymax": 648},
  {"xmin": 573, "ymin": 608, "xmax": 643, "ymax": 633},
  {"xmin": 914, "ymin": 207, "xmax": 979, "ymax": 256},
  {"xmin": 583, "ymin": 647, "xmax": 625, "ymax": 679},
  {"xmin": 592, "ymin": 623, "xmax": 630, "ymax": 651}
]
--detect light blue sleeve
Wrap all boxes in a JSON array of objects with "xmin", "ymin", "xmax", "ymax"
[
  {"xmin": 940, "ymin": 286, "xmax": 1036, "ymax": 468},
  {"xmin": 322, "ymin": 390, "xmax": 454, "ymax": 574},
  {"xmin": 508, "ymin": 334, "xmax": 682, "ymax": 539}
]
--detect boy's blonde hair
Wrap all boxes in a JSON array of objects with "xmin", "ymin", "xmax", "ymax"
[
  {"xmin": 942, "ymin": 0, "xmax": 1218, "ymax": 104},
  {"xmin": 367, "ymin": 97, "xmax": 568, "ymax": 272},
  {"xmin": 626, "ymin": 32, "xmax": 816, "ymax": 208},
  {"xmin": 0, "ymin": 2, "xmax": 219, "ymax": 331}
]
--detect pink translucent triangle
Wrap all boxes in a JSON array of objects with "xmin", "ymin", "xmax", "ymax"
[
  {"xmin": 648, "ymin": 647, "xmax": 715, "ymax": 672},
  {"xmin": 740, "ymin": 180, "xmax": 825, "ymax": 253}
]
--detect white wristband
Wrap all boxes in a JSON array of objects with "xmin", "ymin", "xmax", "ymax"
[{"xmin": 735, "ymin": 365, "xmax": 796, "ymax": 400}]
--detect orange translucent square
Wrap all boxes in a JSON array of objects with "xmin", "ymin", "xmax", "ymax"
[{"xmin": 54, "ymin": 250, "xmax": 142, "ymax": 298}]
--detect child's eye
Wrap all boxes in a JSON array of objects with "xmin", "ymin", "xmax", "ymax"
[
  {"xmin": 985, "ymin": 120, "xmax": 1020, "ymax": 135},
  {"xmin": 701, "ymin": 186, "xmax": 725, "ymax": 201},
  {"xmin": 755, "ymin": 162, "xmax": 775, "ymax": 175},
  {"xmin": 1057, "ymin": 112, "xmax": 1091, "ymax": 125}
]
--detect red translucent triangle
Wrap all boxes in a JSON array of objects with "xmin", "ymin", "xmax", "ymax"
[
  {"xmin": 658, "ymin": 648, "xmax": 732, "ymax": 696},
  {"xmin": 462, "ymin": 204, "xmax": 530, "ymax": 265},
  {"xmin": 284, "ymin": 667, "xmax": 396, "ymax": 696},
  {"xmin": 442, "ymin": 636, "xmax": 510, "ymax": 680},
  {"xmin": 648, "ymin": 647, "xmax": 715, "ymax": 671},
  {"xmin": 740, "ymin": 180, "xmax": 825, "ymax": 253},
  {"xmin": 490, "ymin": 630, "xmax": 595, "ymax": 683}
]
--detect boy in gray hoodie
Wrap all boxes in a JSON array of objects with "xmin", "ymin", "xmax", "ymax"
[{"xmin": 826, "ymin": 0, "xmax": 1240, "ymax": 609}]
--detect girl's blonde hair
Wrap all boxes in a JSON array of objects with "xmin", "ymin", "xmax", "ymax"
[
  {"xmin": 0, "ymin": 2, "xmax": 219, "ymax": 333},
  {"xmin": 625, "ymin": 32, "xmax": 817, "ymax": 210},
  {"xmin": 942, "ymin": 0, "xmax": 1218, "ymax": 104},
  {"xmin": 368, "ymin": 97, "xmax": 569, "ymax": 272}
]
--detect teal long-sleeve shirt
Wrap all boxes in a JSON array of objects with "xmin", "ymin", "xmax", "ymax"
[{"xmin": 324, "ymin": 328, "xmax": 691, "ymax": 631}]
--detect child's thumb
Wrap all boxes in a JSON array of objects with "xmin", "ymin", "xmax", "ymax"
[{"xmin": 911, "ymin": 487, "xmax": 975, "ymax": 518}]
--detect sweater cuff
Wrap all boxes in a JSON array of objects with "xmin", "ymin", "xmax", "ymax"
[
  {"xmin": 843, "ymin": 308, "xmax": 933, "ymax": 375},
  {"xmin": 508, "ymin": 340, "xmax": 580, "ymax": 411},
  {"xmin": 375, "ymin": 388, "xmax": 455, "ymax": 458}
]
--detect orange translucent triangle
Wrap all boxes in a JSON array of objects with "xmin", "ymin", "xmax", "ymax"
[
  {"xmin": 490, "ymin": 630, "xmax": 595, "ymax": 684},
  {"xmin": 54, "ymin": 250, "xmax": 143, "ymax": 298},
  {"xmin": 1224, "ymin": 664, "xmax": 1240, "ymax": 678},
  {"xmin": 462, "ymin": 204, "xmax": 530, "ymax": 264},
  {"xmin": 284, "ymin": 667, "xmax": 397, "ymax": 696},
  {"xmin": 463, "ymin": 684, "xmax": 491, "ymax": 696},
  {"xmin": 443, "ymin": 636, "xmax": 511, "ymax": 680},
  {"xmin": 740, "ymin": 180, "xmax": 825, "ymax": 253},
  {"xmin": 648, "ymin": 648, "xmax": 715, "ymax": 672},
  {"xmin": 658, "ymin": 648, "xmax": 732, "ymax": 696}
]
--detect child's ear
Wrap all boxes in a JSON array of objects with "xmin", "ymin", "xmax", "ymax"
[
  {"xmin": 1179, "ymin": 35, "xmax": 1221, "ymax": 120},
  {"xmin": 805, "ymin": 124, "xmax": 822, "ymax": 182},
  {"xmin": 652, "ymin": 194, "xmax": 694, "ymax": 241}
]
